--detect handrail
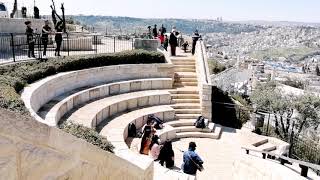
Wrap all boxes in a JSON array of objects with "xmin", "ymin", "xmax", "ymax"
[
  {"xmin": 241, "ymin": 146, "xmax": 320, "ymax": 177},
  {"xmin": 199, "ymin": 40, "xmax": 209, "ymax": 84}
]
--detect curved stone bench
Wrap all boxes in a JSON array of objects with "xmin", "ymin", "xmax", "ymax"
[
  {"xmin": 100, "ymin": 105, "xmax": 175, "ymax": 151},
  {"xmin": 157, "ymin": 121, "xmax": 222, "ymax": 142},
  {"xmin": 21, "ymin": 63, "xmax": 174, "ymax": 126},
  {"xmin": 41, "ymin": 78, "xmax": 172, "ymax": 126},
  {"xmin": 67, "ymin": 90, "xmax": 172, "ymax": 128}
]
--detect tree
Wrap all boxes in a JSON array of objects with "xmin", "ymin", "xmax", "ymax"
[
  {"xmin": 251, "ymin": 82, "xmax": 295, "ymax": 140},
  {"xmin": 316, "ymin": 65, "xmax": 320, "ymax": 76},
  {"xmin": 251, "ymin": 82, "xmax": 320, "ymax": 140},
  {"xmin": 295, "ymin": 94, "xmax": 320, "ymax": 134}
]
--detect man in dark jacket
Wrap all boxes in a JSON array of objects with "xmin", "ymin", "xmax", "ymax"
[
  {"xmin": 182, "ymin": 142, "xmax": 204, "ymax": 175},
  {"xmin": 169, "ymin": 29, "xmax": 178, "ymax": 56},
  {"xmin": 153, "ymin": 24, "xmax": 158, "ymax": 38},
  {"xmin": 41, "ymin": 20, "xmax": 52, "ymax": 57},
  {"xmin": 25, "ymin": 21, "xmax": 35, "ymax": 58},
  {"xmin": 192, "ymin": 30, "xmax": 201, "ymax": 55}
]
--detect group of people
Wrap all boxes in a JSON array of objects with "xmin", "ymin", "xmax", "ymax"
[
  {"xmin": 139, "ymin": 116, "xmax": 204, "ymax": 175},
  {"xmin": 150, "ymin": 24, "xmax": 201, "ymax": 57},
  {"xmin": 25, "ymin": 20, "xmax": 64, "ymax": 58}
]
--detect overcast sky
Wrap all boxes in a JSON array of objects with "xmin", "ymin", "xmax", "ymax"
[{"xmin": 3, "ymin": 0, "xmax": 320, "ymax": 22}]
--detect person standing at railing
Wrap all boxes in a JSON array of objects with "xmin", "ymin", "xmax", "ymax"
[
  {"xmin": 192, "ymin": 30, "xmax": 201, "ymax": 55},
  {"xmin": 41, "ymin": 20, "xmax": 52, "ymax": 58},
  {"xmin": 54, "ymin": 21, "xmax": 64, "ymax": 56},
  {"xmin": 169, "ymin": 28, "xmax": 178, "ymax": 56},
  {"xmin": 25, "ymin": 21, "xmax": 35, "ymax": 58}
]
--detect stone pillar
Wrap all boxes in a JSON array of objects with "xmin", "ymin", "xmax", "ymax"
[{"xmin": 134, "ymin": 38, "xmax": 160, "ymax": 51}]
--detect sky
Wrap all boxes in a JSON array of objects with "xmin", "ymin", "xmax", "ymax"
[{"xmin": 3, "ymin": 0, "xmax": 320, "ymax": 22}]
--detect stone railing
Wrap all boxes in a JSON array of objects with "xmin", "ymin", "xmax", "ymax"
[
  {"xmin": 195, "ymin": 40, "xmax": 213, "ymax": 121},
  {"xmin": 22, "ymin": 56, "xmax": 174, "ymax": 127},
  {"xmin": 0, "ymin": 109, "xmax": 153, "ymax": 180}
]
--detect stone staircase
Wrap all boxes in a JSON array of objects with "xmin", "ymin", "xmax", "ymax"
[{"xmin": 167, "ymin": 56, "xmax": 221, "ymax": 139}]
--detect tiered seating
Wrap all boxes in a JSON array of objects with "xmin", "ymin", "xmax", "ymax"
[
  {"xmin": 38, "ymin": 78, "xmax": 172, "ymax": 126},
  {"xmin": 66, "ymin": 90, "xmax": 172, "ymax": 128},
  {"xmin": 100, "ymin": 105, "xmax": 175, "ymax": 152}
]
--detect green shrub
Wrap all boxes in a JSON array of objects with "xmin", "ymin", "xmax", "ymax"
[
  {"xmin": 208, "ymin": 59, "xmax": 226, "ymax": 74},
  {"xmin": 59, "ymin": 122, "xmax": 114, "ymax": 153},
  {"xmin": 0, "ymin": 50, "xmax": 165, "ymax": 112}
]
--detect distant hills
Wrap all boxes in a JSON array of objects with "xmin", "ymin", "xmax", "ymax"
[{"xmin": 69, "ymin": 15, "xmax": 265, "ymax": 35}]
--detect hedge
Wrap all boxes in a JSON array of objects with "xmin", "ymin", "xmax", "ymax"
[
  {"xmin": 59, "ymin": 122, "xmax": 114, "ymax": 153},
  {"xmin": 0, "ymin": 50, "xmax": 165, "ymax": 112}
]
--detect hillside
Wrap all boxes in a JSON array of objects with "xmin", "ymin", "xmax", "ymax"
[{"xmin": 69, "ymin": 15, "xmax": 264, "ymax": 35}]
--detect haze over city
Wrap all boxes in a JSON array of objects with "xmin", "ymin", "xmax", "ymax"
[{"xmin": 2, "ymin": 0, "xmax": 320, "ymax": 22}]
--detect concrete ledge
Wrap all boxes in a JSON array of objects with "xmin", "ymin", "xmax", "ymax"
[
  {"xmin": 43, "ymin": 78, "xmax": 172, "ymax": 126},
  {"xmin": 67, "ymin": 90, "xmax": 172, "ymax": 128},
  {"xmin": 21, "ymin": 63, "xmax": 174, "ymax": 126}
]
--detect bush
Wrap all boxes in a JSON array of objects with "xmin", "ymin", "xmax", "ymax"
[
  {"xmin": 59, "ymin": 122, "xmax": 114, "ymax": 153},
  {"xmin": 0, "ymin": 50, "xmax": 165, "ymax": 112},
  {"xmin": 208, "ymin": 59, "xmax": 226, "ymax": 74},
  {"xmin": 283, "ymin": 79, "xmax": 304, "ymax": 89}
]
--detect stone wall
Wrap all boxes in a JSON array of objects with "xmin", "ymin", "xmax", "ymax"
[
  {"xmin": 22, "ymin": 63, "xmax": 174, "ymax": 126},
  {"xmin": 0, "ymin": 109, "xmax": 153, "ymax": 180},
  {"xmin": 195, "ymin": 41, "xmax": 213, "ymax": 121},
  {"xmin": 134, "ymin": 39, "xmax": 160, "ymax": 51}
]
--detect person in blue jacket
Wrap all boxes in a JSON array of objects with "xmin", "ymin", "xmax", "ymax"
[{"xmin": 182, "ymin": 142, "xmax": 204, "ymax": 175}]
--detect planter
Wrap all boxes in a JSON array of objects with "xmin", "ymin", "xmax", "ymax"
[{"xmin": 134, "ymin": 38, "xmax": 160, "ymax": 51}]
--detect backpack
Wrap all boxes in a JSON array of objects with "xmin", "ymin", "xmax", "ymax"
[
  {"xmin": 128, "ymin": 123, "xmax": 137, "ymax": 137},
  {"xmin": 194, "ymin": 116, "xmax": 206, "ymax": 129}
]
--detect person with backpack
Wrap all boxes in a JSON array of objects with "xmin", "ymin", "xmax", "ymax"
[
  {"xmin": 194, "ymin": 116, "xmax": 206, "ymax": 129},
  {"xmin": 182, "ymin": 142, "xmax": 204, "ymax": 175},
  {"xmin": 158, "ymin": 140, "xmax": 175, "ymax": 168},
  {"xmin": 149, "ymin": 135, "xmax": 161, "ymax": 160},
  {"xmin": 148, "ymin": 115, "xmax": 164, "ymax": 130},
  {"xmin": 140, "ymin": 119, "xmax": 156, "ymax": 155}
]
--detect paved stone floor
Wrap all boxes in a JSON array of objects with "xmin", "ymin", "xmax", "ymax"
[{"xmin": 171, "ymin": 127, "xmax": 241, "ymax": 180}]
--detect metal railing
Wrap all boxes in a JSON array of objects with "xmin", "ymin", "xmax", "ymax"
[
  {"xmin": 212, "ymin": 99, "xmax": 320, "ymax": 174},
  {"xmin": 0, "ymin": 33, "xmax": 134, "ymax": 64},
  {"xmin": 242, "ymin": 146, "xmax": 320, "ymax": 178}
]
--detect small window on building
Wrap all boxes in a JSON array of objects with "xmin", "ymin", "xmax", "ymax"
[{"xmin": 0, "ymin": 4, "xmax": 6, "ymax": 11}]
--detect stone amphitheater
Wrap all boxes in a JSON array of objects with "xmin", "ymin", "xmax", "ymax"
[{"xmin": 1, "ymin": 40, "xmax": 319, "ymax": 180}]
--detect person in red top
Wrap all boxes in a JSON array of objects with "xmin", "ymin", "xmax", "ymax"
[{"xmin": 158, "ymin": 32, "xmax": 165, "ymax": 44}]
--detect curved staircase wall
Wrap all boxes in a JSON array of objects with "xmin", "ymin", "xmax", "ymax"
[
  {"xmin": 0, "ymin": 109, "xmax": 153, "ymax": 180},
  {"xmin": 22, "ymin": 63, "xmax": 174, "ymax": 126},
  {"xmin": 195, "ymin": 41, "xmax": 213, "ymax": 121}
]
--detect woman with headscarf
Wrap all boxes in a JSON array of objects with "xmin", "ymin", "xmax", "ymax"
[
  {"xmin": 149, "ymin": 135, "xmax": 161, "ymax": 160},
  {"xmin": 158, "ymin": 140, "xmax": 175, "ymax": 168}
]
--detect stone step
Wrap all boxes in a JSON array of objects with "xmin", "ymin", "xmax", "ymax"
[
  {"xmin": 174, "ymin": 68, "xmax": 196, "ymax": 72},
  {"xmin": 172, "ymin": 99, "xmax": 200, "ymax": 103},
  {"xmin": 175, "ymin": 126, "xmax": 212, "ymax": 133},
  {"xmin": 171, "ymin": 57, "xmax": 195, "ymax": 62},
  {"xmin": 173, "ymin": 82, "xmax": 198, "ymax": 87},
  {"xmin": 175, "ymin": 109, "xmax": 201, "ymax": 114},
  {"xmin": 257, "ymin": 142, "xmax": 277, "ymax": 152},
  {"xmin": 172, "ymin": 61, "xmax": 196, "ymax": 66},
  {"xmin": 166, "ymin": 119, "xmax": 196, "ymax": 127},
  {"xmin": 176, "ymin": 78, "xmax": 198, "ymax": 82},
  {"xmin": 175, "ymin": 114, "xmax": 201, "ymax": 119},
  {"xmin": 169, "ymin": 88, "xmax": 199, "ymax": 94},
  {"xmin": 171, "ymin": 103, "xmax": 201, "ymax": 109},
  {"xmin": 175, "ymin": 72, "xmax": 197, "ymax": 78},
  {"xmin": 171, "ymin": 94, "xmax": 199, "ymax": 99},
  {"xmin": 176, "ymin": 131, "xmax": 220, "ymax": 139},
  {"xmin": 174, "ymin": 65, "xmax": 196, "ymax": 69}
]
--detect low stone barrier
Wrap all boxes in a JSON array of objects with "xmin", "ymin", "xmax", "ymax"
[
  {"xmin": 134, "ymin": 39, "xmax": 160, "ymax": 51},
  {"xmin": 22, "ymin": 63, "xmax": 174, "ymax": 126}
]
